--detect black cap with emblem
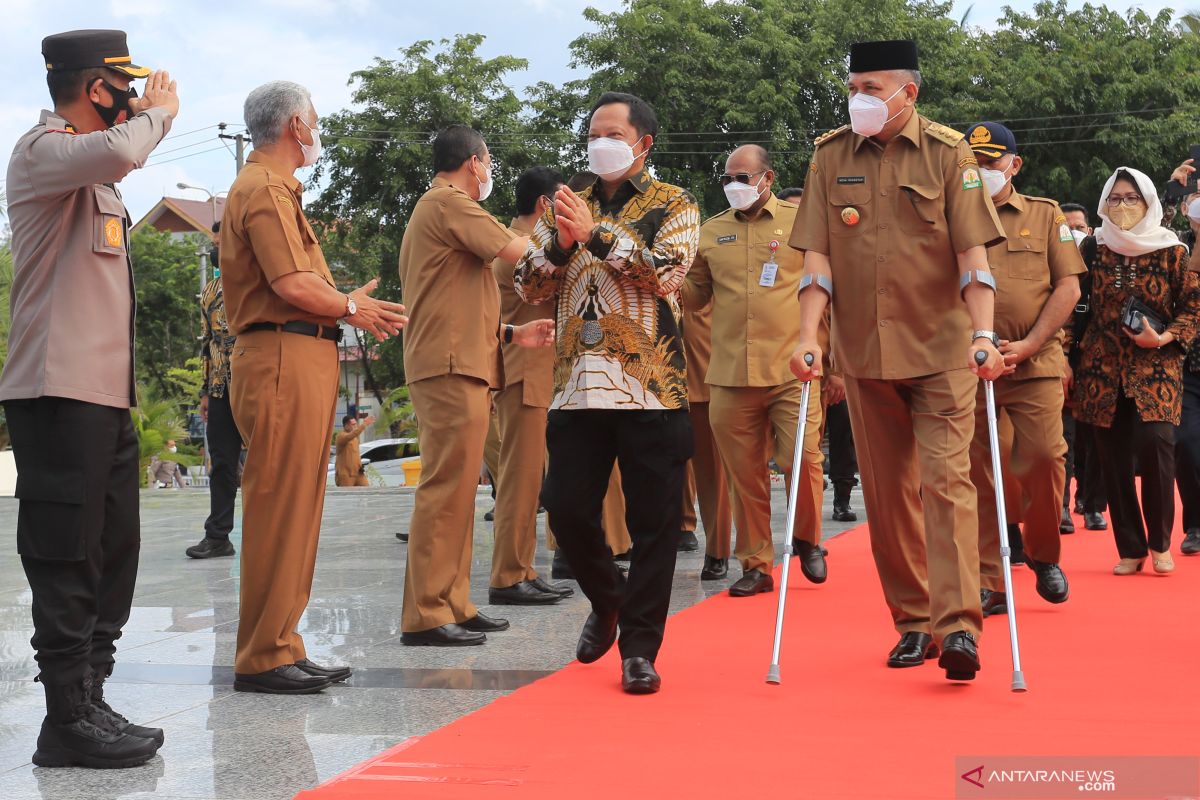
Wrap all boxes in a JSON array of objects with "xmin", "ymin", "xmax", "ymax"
[
  {"xmin": 849, "ymin": 39, "xmax": 919, "ymax": 73},
  {"xmin": 42, "ymin": 29, "xmax": 150, "ymax": 78}
]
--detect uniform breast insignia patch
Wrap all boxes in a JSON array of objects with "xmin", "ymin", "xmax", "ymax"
[
  {"xmin": 1020, "ymin": 229, "xmax": 1031, "ymax": 237},
  {"xmin": 1059, "ymin": 223, "xmax": 1074, "ymax": 242},
  {"xmin": 841, "ymin": 207, "xmax": 861, "ymax": 226},
  {"xmin": 961, "ymin": 168, "xmax": 982, "ymax": 190},
  {"xmin": 104, "ymin": 217, "xmax": 123, "ymax": 248},
  {"xmin": 717, "ymin": 234, "xmax": 737, "ymax": 244}
]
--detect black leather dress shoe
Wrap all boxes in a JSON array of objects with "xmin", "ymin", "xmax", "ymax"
[
  {"xmin": 1060, "ymin": 507, "xmax": 1075, "ymax": 534},
  {"xmin": 729, "ymin": 568, "xmax": 773, "ymax": 597},
  {"xmin": 793, "ymin": 540, "xmax": 828, "ymax": 584},
  {"xmin": 1182, "ymin": 529, "xmax": 1200, "ymax": 556},
  {"xmin": 700, "ymin": 556, "xmax": 728, "ymax": 581},
  {"xmin": 576, "ymin": 611, "xmax": 619, "ymax": 663},
  {"xmin": 1073, "ymin": 499, "xmax": 1084, "ymax": 514},
  {"xmin": 832, "ymin": 499, "xmax": 857, "ymax": 522},
  {"xmin": 295, "ymin": 658, "xmax": 352, "ymax": 683},
  {"xmin": 938, "ymin": 631, "xmax": 980, "ymax": 681},
  {"xmin": 234, "ymin": 664, "xmax": 331, "ymax": 694},
  {"xmin": 980, "ymin": 588, "xmax": 1007, "ymax": 617},
  {"xmin": 886, "ymin": 632, "xmax": 937, "ymax": 668},
  {"xmin": 793, "ymin": 538, "xmax": 829, "ymax": 557},
  {"xmin": 678, "ymin": 531, "xmax": 699, "ymax": 552},
  {"xmin": 1027, "ymin": 559, "xmax": 1069, "ymax": 603},
  {"xmin": 395, "ymin": 532, "xmax": 409, "ymax": 542},
  {"xmin": 401, "ymin": 623, "xmax": 486, "ymax": 647},
  {"xmin": 488, "ymin": 581, "xmax": 563, "ymax": 605},
  {"xmin": 186, "ymin": 536, "xmax": 235, "ymax": 559},
  {"xmin": 621, "ymin": 657, "xmax": 661, "ymax": 694},
  {"xmin": 1084, "ymin": 512, "xmax": 1108, "ymax": 531},
  {"xmin": 460, "ymin": 612, "xmax": 509, "ymax": 632},
  {"xmin": 530, "ymin": 575, "xmax": 574, "ymax": 597},
  {"xmin": 551, "ymin": 550, "xmax": 574, "ymax": 580}
]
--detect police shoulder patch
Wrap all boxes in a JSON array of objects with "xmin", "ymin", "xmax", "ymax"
[
  {"xmin": 814, "ymin": 125, "xmax": 850, "ymax": 147},
  {"xmin": 924, "ymin": 122, "xmax": 965, "ymax": 147}
]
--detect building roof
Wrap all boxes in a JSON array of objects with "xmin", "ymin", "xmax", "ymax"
[{"xmin": 131, "ymin": 196, "xmax": 227, "ymax": 238}]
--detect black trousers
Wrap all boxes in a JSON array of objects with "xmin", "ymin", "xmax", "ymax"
[
  {"xmin": 204, "ymin": 393, "xmax": 242, "ymax": 540},
  {"xmin": 1063, "ymin": 413, "xmax": 1108, "ymax": 513},
  {"xmin": 542, "ymin": 409, "xmax": 692, "ymax": 662},
  {"xmin": 5, "ymin": 397, "xmax": 140, "ymax": 684},
  {"xmin": 1178, "ymin": 372, "xmax": 1200, "ymax": 532},
  {"xmin": 1092, "ymin": 395, "xmax": 1176, "ymax": 558},
  {"xmin": 825, "ymin": 399, "xmax": 857, "ymax": 496}
]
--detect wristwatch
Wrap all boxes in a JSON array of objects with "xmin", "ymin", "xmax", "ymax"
[
  {"xmin": 972, "ymin": 329, "xmax": 1000, "ymax": 348},
  {"xmin": 345, "ymin": 295, "xmax": 357, "ymax": 318}
]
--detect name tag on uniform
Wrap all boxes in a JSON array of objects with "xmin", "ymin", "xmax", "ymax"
[
  {"xmin": 837, "ymin": 176, "xmax": 865, "ymax": 185},
  {"xmin": 759, "ymin": 261, "xmax": 778, "ymax": 287},
  {"xmin": 717, "ymin": 234, "xmax": 737, "ymax": 244}
]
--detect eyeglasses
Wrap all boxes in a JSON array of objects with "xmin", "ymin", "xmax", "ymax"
[
  {"xmin": 1105, "ymin": 194, "xmax": 1144, "ymax": 208},
  {"xmin": 720, "ymin": 171, "xmax": 764, "ymax": 186}
]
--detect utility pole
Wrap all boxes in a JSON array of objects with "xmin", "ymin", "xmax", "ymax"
[{"xmin": 217, "ymin": 122, "xmax": 250, "ymax": 173}]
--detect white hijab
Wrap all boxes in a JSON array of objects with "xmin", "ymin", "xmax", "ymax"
[{"xmin": 1094, "ymin": 167, "xmax": 1185, "ymax": 257}]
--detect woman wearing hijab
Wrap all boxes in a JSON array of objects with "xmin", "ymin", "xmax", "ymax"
[{"xmin": 1073, "ymin": 167, "xmax": 1200, "ymax": 575}]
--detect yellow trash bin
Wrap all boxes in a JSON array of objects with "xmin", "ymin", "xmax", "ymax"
[{"xmin": 401, "ymin": 459, "xmax": 422, "ymax": 487}]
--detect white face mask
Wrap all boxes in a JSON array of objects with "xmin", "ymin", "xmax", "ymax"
[
  {"xmin": 168, "ymin": 446, "xmax": 177, "ymax": 453},
  {"xmin": 981, "ymin": 167, "xmax": 1008, "ymax": 198},
  {"xmin": 723, "ymin": 173, "xmax": 766, "ymax": 211},
  {"xmin": 847, "ymin": 84, "xmax": 907, "ymax": 137},
  {"xmin": 1071, "ymin": 228, "xmax": 1088, "ymax": 247},
  {"xmin": 1187, "ymin": 197, "xmax": 1200, "ymax": 222},
  {"xmin": 296, "ymin": 118, "xmax": 321, "ymax": 167},
  {"xmin": 474, "ymin": 158, "xmax": 493, "ymax": 202},
  {"xmin": 588, "ymin": 137, "xmax": 644, "ymax": 179}
]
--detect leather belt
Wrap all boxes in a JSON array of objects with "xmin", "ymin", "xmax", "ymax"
[{"xmin": 243, "ymin": 320, "xmax": 342, "ymax": 343}]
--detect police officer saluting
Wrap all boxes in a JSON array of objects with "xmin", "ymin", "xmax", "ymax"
[
  {"xmin": 788, "ymin": 40, "xmax": 1006, "ymax": 682},
  {"xmin": 0, "ymin": 30, "xmax": 177, "ymax": 767}
]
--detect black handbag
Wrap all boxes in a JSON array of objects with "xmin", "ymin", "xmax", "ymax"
[{"xmin": 1121, "ymin": 295, "xmax": 1167, "ymax": 335}]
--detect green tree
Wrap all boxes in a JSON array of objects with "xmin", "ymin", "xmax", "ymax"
[
  {"xmin": 131, "ymin": 386, "xmax": 188, "ymax": 485},
  {"xmin": 163, "ymin": 356, "xmax": 204, "ymax": 403},
  {"xmin": 131, "ymin": 228, "xmax": 204, "ymax": 395}
]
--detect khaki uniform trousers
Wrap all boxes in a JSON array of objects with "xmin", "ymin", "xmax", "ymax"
[
  {"xmin": 483, "ymin": 404, "xmax": 501, "ymax": 485},
  {"xmin": 491, "ymin": 382, "xmax": 545, "ymax": 588},
  {"xmin": 229, "ymin": 330, "xmax": 338, "ymax": 674},
  {"xmin": 844, "ymin": 369, "xmax": 983, "ymax": 644},
  {"xmin": 681, "ymin": 401, "xmax": 733, "ymax": 558},
  {"xmin": 709, "ymin": 380, "xmax": 823, "ymax": 574},
  {"xmin": 335, "ymin": 471, "xmax": 369, "ymax": 487},
  {"xmin": 546, "ymin": 465, "xmax": 632, "ymax": 556},
  {"xmin": 402, "ymin": 374, "xmax": 491, "ymax": 633},
  {"xmin": 972, "ymin": 377, "xmax": 1066, "ymax": 591}
]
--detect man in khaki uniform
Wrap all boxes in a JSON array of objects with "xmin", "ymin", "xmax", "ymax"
[
  {"xmin": 680, "ymin": 299, "xmax": 734, "ymax": 579},
  {"xmin": 223, "ymin": 81, "xmax": 406, "ymax": 693},
  {"xmin": 788, "ymin": 40, "xmax": 1006, "ymax": 682},
  {"xmin": 0, "ymin": 29, "xmax": 174, "ymax": 768},
  {"xmin": 964, "ymin": 122, "xmax": 1082, "ymax": 616},
  {"xmin": 684, "ymin": 145, "xmax": 827, "ymax": 597},
  {"xmin": 398, "ymin": 125, "xmax": 554, "ymax": 647},
  {"xmin": 489, "ymin": 166, "xmax": 572, "ymax": 605},
  {"xmin": 334, "ymin": 414, "xmax": 373, "ymax": 487}
]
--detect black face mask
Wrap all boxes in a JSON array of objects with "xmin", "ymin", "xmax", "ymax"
[{"xmin": 91, "ymin": 79, "xmax": 138, "ymax": 128}]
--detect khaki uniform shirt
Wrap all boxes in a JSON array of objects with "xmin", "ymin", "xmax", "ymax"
[
  {"xmin": 684, "ymin": 193, "xmax": 803, "ymax": 387},
  {"xmin": 0, "ymin": 108, "xmax": 173, "ymax": 408},
  {"xmin": 494, "ymin": 217, "xmax": 554, "ymax": 407},
  {"xmin": 399, "ymin": 177, "xmax": 513, "ymax": 389},
  {"xmin": 988, "ymin": 192, "xmax": 1086, "ymax": 381},
  {"xmin": 221, "ymin": 152, "xmax": 337, "ymax": 334},
  {"xmin": 335, "ymin": 423, "xmax": 367, "ymax": 480},
  {"xmin": 789, "ymin": 112, "xmax": 1006, "ymax": 380},
  {"xmin": 683, "ymin": 301, "xmax": 715, "ymax": 403}
]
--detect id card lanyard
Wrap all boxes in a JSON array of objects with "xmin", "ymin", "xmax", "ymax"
[{"xmin": 759, "ymin": 239, "xmax": 779, "ymax": 288}]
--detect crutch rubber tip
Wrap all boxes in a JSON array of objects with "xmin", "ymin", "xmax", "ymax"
[
  {"xmin": 1011, "ymin": 672, "xmax": 1028, "ymax": 693},
  {"xmin": 766, "ymin": 666, "xmax": 781, "ymax": 685}
]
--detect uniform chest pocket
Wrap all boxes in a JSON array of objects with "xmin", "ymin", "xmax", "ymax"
[
  {"xmin": 752, "ymin": 236, "xmax": 803, "ymax": 287},
  {"xmin": 828, "ymin": 184, "xmax": 872, "ymax": 238},
  {"xmin": 93, "ymin": 187, "xmax": 128, "ymax": 257},
  {"xmin": 1005, "ymin": 236, "xmax": 1048, "ymax": 280},
  {"xmin": 897, "ymin": 184, "xmax": 943, "ymax": 236}
]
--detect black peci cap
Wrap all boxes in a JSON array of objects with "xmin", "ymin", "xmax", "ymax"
[
  {"xmin": 42, "ymin": 29, "xmax": 150, "ymax": 78},
  {"xmin": 966, "ymin": 122, "xmax": 1018, "ymax": 159},
  {"xmin": 849, "ymin": 39, "xmax": 919, "ymax": 73}
]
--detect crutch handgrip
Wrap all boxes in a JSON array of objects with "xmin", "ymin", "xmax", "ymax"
[{"xmin": 974, "ymin": 349, "xmax": 988, "ymax": 366}]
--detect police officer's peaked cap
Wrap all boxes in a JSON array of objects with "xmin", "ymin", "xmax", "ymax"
[
  {"xmin": 849, "ymin": 40, "xmax": 919, "ymax": 73},
  {"xmin": 42, "ymin": 29, "xmax": 150, "ymax": 78},
  {"xmin": 966, "ymin": 122, "xmax": 1018, "ymax": 159}
]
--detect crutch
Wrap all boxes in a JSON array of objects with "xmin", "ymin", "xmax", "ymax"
[
  {"xmin": 974, "ymin": 349, "xmax": 1028, "ymax": 693},
  {"xmin": 766, "ymin": 353, "xmax": 814, "ymax": 685}
]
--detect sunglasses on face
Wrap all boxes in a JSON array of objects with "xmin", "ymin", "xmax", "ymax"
[{"xmin": 720, "ymin": 171, "xmax": 764, "ymax": 186}]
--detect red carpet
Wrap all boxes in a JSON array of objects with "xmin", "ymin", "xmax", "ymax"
[{"xmin": 298, "ymin": 504, "xmax": 1199, "ymax": 800}]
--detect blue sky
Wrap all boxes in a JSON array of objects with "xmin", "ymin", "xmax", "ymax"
[{"xmin": 0, "ymin": 0, "xmax": 1180, "ymax": 221}]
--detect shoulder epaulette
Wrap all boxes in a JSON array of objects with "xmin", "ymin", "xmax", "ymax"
[
  {"xmin": 702, "ymin": 207, "xmax": 735, "ymax": 225},
  {"xmin": 813, "ymin": 126, "xmax": 850, "ymax": 148},
  {"xmin": 923, "ymin": 122, "xmax": 964, "ymax": 147},
  {"xmin": 1024, "ymin": 195, "xmax": 1058, "ymax": 207}
]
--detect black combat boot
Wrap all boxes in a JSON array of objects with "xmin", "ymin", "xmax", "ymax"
[
  {"xmin": 32, "ymin": 674, "xmax": 160, "ymax": 768},
  {"xmin": 91, "ymin": 670, "xmax": 165, "ymax": 746}
]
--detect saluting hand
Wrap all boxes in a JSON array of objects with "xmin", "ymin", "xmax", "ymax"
[
  {"xmin": 513, "ymin": 319, "xmax": 555, "ymax": 348},
  {"xmin": 788, "ymin": 343, "xmax": 823, "ymax": 382},
  {"xmin": 347, "ymin": 278, "xmax": 407, "ymax": 340},
  {"xmin": 131, "ymin": 70, "xmax": 179, "ymax": 119}
]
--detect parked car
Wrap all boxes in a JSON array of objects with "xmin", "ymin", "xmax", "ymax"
[{"xmin": 327, "ymin": 437, "xmax": 420, "ymax": 487}]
